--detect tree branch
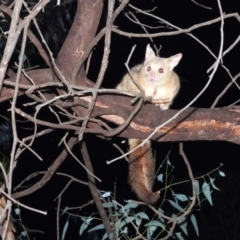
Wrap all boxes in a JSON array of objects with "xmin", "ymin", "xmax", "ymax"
[{"xmin": 2, "ymin": 69, "xmax": 240, "ymax": 145}]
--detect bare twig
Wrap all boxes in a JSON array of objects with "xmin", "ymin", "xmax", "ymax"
[
  {"xmin": 191, "ymin": 0, "xmax": 212, "ymax": 10},
  {"xmin": 0, "ymin": 188, "xmax": 47, "ymax": 215},
  {"xmin": 108, "ymin": 0, "xmax": 225, "ymax": 164},
  {"xmin": 78, "ymin": 0, "xmax": 115, "ymax": 141},
  {"xmin": 0, "ymin": 0, "xmax": 23, "ymax": 92},
  {"xmin": 12, "ymin": 137, "xmax": 77, "ymax": 199},
  {"xmin": 80, "ymin": 141, "xmax": 116, "ymax": 239}
]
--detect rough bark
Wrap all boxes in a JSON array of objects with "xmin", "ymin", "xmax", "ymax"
[{"xmin": 2, "ymin": 69, "xmax": 240, "ymax": 145}]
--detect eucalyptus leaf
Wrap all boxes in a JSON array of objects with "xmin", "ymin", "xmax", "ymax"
[
  {"xmin": 167, "ymin": 200, "xmax": 185, "ymax": 212},
  {"xmin": 135, "ymin": 212, "xmax": 149, "ymax": 220},
  {"xmin": 175, "ymin": 232, "xmax": 185, "ymax": 240},
  {"xmin": 79, "ymin": 222, "xmax": 88, "ymax": 236},
  {"xmin": 61, "ymin": 220, "xmax": 69, "ymax": 240},
  {"xmin": 219, "ymin": 170, "xmax": 225, "ymax": 177},
  {"xmin": 103, "ymin": 202, "xmax": 114, "ymax": 208},
  {"xmin": 174, "ymin": 194, "xmax": 188, "ymax": 202},
  {"xmin": 88, "ymin": 223, "xmax": 105, "ymax": 232},
  {"xmin": 101, "ymin": 191, "xmax": 111, "ymax": 198},
  {"xmin": 190, "ymin": 214, "xmax": 199, "ymax": 236},
  {"xmin": 157, "ymin": 173, "xmax": 164, "ymax": 182},
  {"xmin": 147, "ymin": 226, "xmax": 157, "ymax": 239},
  {"xmin": 209, "ymin": 176, "xmax": 220, "ymax": 191},
  {"xmin": 202, "ymin": 182, "xmax": 213, "ymax": 205},
  {"xmin": 144, "ymin": 220, "xmax": 165, "ymax": 229}
]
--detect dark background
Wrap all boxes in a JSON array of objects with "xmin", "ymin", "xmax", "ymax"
[{"xmin": 1, "ymin": 0, "xmax": 240, "ymax": 239}]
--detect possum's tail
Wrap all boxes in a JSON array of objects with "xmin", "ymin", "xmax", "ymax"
[{"xmin": 128, "ymin": 139, "xmax": 160, "ymax": 204}]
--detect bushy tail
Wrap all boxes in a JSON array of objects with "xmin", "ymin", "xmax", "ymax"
[{"xmin": 128, "ymin": 139, "xmax": 160, "ymax": 204}]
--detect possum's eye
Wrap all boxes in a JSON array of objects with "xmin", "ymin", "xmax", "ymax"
[
  {"xmin": 147, "ymin": 66, "xmax": 151, "ymax": 71},
  {"xmin": 159, "ymin": 68, "xmax": 163, "ymax": 73}
]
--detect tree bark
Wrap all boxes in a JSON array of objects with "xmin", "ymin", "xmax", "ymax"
[{"xmin": 2, "ymin": 69, "xmax": 240, "ymax": 145}]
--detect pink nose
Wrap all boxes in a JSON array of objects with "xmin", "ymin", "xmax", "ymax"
[{"xmin": 150, "ymin": 72, "xmax": 155, "ymax": 80}]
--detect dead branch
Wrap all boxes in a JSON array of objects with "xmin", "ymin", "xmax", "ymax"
[
  {"xmin": 80, "ymin": 141, "xmax": 116, "ymax": 240},
  {"xmin": 11, "ymin": 136, "xmax": 77, "ymax": 199}
]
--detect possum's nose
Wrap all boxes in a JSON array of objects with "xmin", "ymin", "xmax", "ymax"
[{"xmin": 150, "ymin": 72, "xmax": 156, "ymax": 81}]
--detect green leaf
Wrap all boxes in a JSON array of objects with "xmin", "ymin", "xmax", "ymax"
[
  {"xmin": 101, "ymin": 191, "xmax": 111, "ymax": 198},
  {"xmin": 123, "ymin": 202, "xmax": 138, "ymax": 210},
  {"xmin": 135, "ymin": 217, "xmax": 141, "ymax": 226},
  {"xmin": 61, "ymin": 206, "xmax": 68, "ymax": 216},
  {"xmin": 157, "ymin": 173, "xmax": 164, "ymax": 182},
  {"xmin": 167, "ymin": 159, "xmax": 172, "ymax": 166},
  {"xmin": 209, "ymin": 177, "xmax": 220, "ymax": 191},
  {"xmin": 202, "ymin": 182, "xmax": 213, "ymax": 205},
  {"xmin": 80, "ymin": 216, "xmax": 92, "ymax": 224},
  {"xmin": 123, "ymin": 226, "xmax": 128, "ymax": 234},
  {"xmin": 79, "ymin": 222, "xmax": 88, "ymax": 236},
  {"xmin": 61, "ymin": 220, "xmax": 69, "ymax": 240},
  {"xmin": 119, "ymin": 202, "xmax": 138, "ymax": 214},
  {"xmin": 144, "ymin": 220, "xmax": 165, "ymax": 229},
  {"xmin": 167, "ymin": 200, "xmax": 185, "ymax": 212},
  {"xmin": 15, "ymin": 208, "xmax": 20, "ymax": 215},
  {"xmin": 147, "ymin": 226, "xmax": 157, "ymax": 239},
  {"xmin": 102, "ymin": 232, "xmax": 108, "ymax": 240},
  {"xmin": 135, "ymin": 212, "xmax": 149, "ymax": 220},
  {"xmin": 174, "ymin": 194, "xmax": 188, "ymax": 202},
  {"xmin": 179, "ymin": 221, "xmax": 188, "ymax": 235},
  {"xmin": 112, "ymin": 201, "xmax": 118, "ymax": 210},
  {"xmin": 190, "ymin": 214, "xmax": 199, "ymax": 236},
  {"xmin": 175, "ymin": 232, "xmax": 185, "ymax": 240},
  {"xmin": 119, "ymin": 217, "xmax": 136, "ymax": 228},
  {"xmin": 103, "ymin": 202, "xmax": 114, "ymax": 208},
  {"xmin": 219, "ymin": 170, "xmax": 225, "ymax": 177},
  {"xmin": 88, "ymin": 223, "xmax": 105, "ymax": 232},
  {"xmin": 20, "ymin": 231, "xmax": 28, "ymax": 237},
  {"xmin": 158, "ymin": 207, "xmax": 164, "ymax": 215}
]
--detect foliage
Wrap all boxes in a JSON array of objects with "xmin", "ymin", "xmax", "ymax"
[
  {"xmin": 0, "ymin": 0, "xmax": 239, "ymax": 239},
  {"xmin": 59, "ymin": 158, "xmax": 225, "ymax": 240}
]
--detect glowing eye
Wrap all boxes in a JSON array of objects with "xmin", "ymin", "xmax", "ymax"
[
  {"xmin": 159, "ymin": 68, "xmax": 163, "ymax": 73},
  {"xmin": 147, "ymin": 66, "xmax": 151, "ymax": 71}
]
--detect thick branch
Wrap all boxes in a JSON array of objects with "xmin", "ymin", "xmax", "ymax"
[
  {"xmin": 2, "ymin": 70, "xmax": 240, "ymax": 145},
  {"xmin": 79, "ymin": 96, "xmax": 240, "ymax": 145},
  {"xmin": 56, "ymin": 0, "xmax": 104, "ymax": 83}
]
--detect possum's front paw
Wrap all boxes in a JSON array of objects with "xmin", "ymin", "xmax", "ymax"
[
  {"xmin": 157, "ymin": 103, "xmax": 169, "ymax": 110},
  {"xmin": 154, "ymin": 102, "xmax": 169, "ymax": 110}
]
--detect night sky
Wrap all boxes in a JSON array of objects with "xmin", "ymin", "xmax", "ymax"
[{"xmin": 1, "ymin": 0, "xmax": 240, "ymax": 239}]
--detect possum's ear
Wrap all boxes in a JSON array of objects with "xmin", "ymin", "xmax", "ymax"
[
  {"xmin": 145, "ymin": 44, "xmax": 155, "ymax": 61},
  {"xmin": 168, "ymin": 53, "xmax": 182, "ymax": 70}
]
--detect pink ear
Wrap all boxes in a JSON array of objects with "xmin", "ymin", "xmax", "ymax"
[
  {"xmin": 168, "ymin": 53, "xmax": 182, "ymax": 70},
  {"xmin": 145, "ymin": 44, "xmax": 155, "ymax": 61}
]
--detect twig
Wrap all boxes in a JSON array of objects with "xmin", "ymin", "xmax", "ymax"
[
  {"xmin": 113, "ymin": 200, "xmax": 148, "ymax": 240},
  {"xmin": 71, "ymin": 0, "xmax": 129, "ymax": 83},
  {"xmin": 78, "ymin": 0, "xmax": 115, "ymax": 141},
  {"xmin": 107, "ymin": 0, "xmax": 225, "ymax": 164},
  {"xmin": 0, "ymin": 0, "xmax": 50, "ymax": 91},
  {"xmin": 191, "ymin": 0, "xmax": 212, "ymax": 10},
  {"xmin": 112, "ymin": 11, "xmax": 238, "ymax": 38},
  {"xmin": 0, "ymin": 0, "xmax": 23, "ymax": 92},
  {"xmin": 80, "ymin": 141, "xmax": 115, "ymax": 239},
  {"xmin": 12, "ymin": 137, "xmax": 77, "ymax": 199},
  {"xmin": 0, "ymin": 4, "xmax": 52, "ymax": 67},
  {"xmin": 14, "ymin": 171, "xmax": 88, "ymax": 191},
  {"xmin": 0, "ymin": 188, "xmax": 47, "ymax": 215},
  {"xmin": 211, "ymin": 72, "xmax": 240, "ymax": 108},
  {"xmin": 62, "ymin": 135, "xmax": 102, "ymax": 182}
]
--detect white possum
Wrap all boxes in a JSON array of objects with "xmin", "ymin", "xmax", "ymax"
[{"xmin": 116, "ymin": 44, "xmax": 182, "ymax": 204}]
